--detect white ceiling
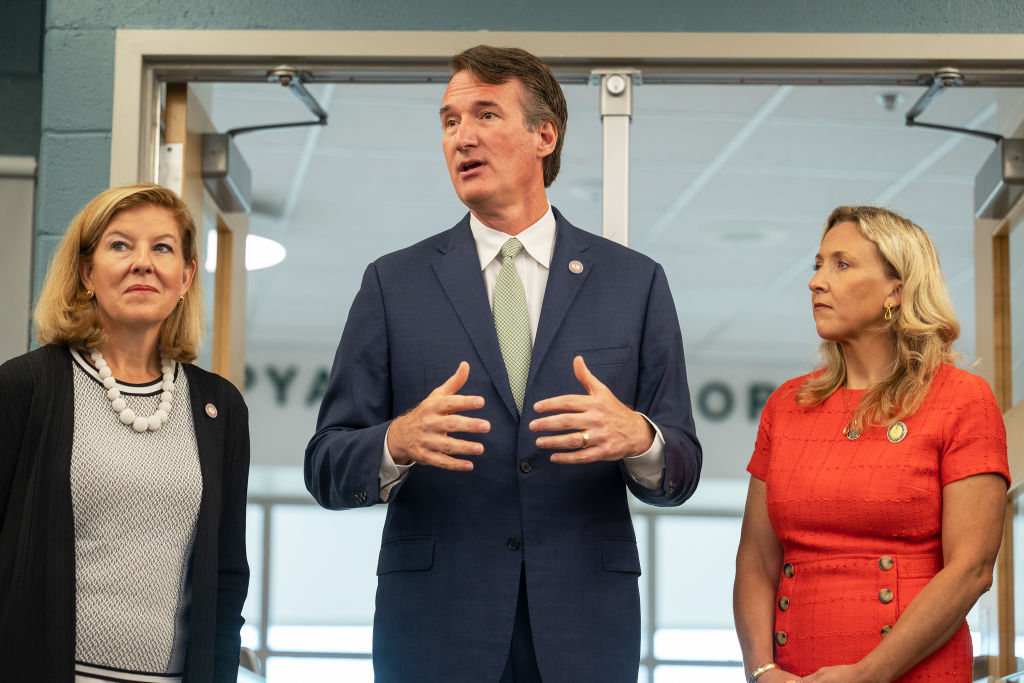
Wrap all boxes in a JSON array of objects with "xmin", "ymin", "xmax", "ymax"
[{"xmin": 208, "ymin": 78, "xmax": 1021, "ymax": 371}]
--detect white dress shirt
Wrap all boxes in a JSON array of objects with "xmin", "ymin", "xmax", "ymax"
[{"xmin": 379, "ymin": 206, "xmax": 665, "ymax": 499}]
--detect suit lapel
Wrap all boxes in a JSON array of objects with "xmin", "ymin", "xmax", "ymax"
[
  {"xmin": 432, "ymin": 219, "xmax": 520, "ymax": 419},
  {"xmin": 529, "ymin": 212, "xmax": 592, "ymax": 388}
]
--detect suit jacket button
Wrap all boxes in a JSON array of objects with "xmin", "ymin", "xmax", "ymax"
[
  {"xmin": 519, "ymin": 460, "xmax": 532, "ymax": 473},
  {"xmin": 879, "ymin": 589, "xmax": 894, "ymax": 604},
  {"xmin": 782, "ymin": 562, "xmax": 795, "ymax": 578},
  {"xmin": 879, "ymin": 555, "xmax": 894, "ymax": 570},
  {"xmin": 507, "ymin": 537, "xmax": 521, "ymax": 551},
  {"xmin": 778, "ymin": 596, "xmax": 790, "ymax": 611},
  {"xmin": 881, "ymin": 624, "xmax": 893, "ymax": 637},
  {"xmin": 775, "ymin": 631, "xmax": 788, "ymax": 646},
  {"xmin": 354, "ymin": 490, "xmax": 367, "ymax": 504}
]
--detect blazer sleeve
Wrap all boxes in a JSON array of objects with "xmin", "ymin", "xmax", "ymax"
[
  {"xmin": 305, "ymin": 263, "xmax": 395, "ymax": 510},
  {"xmin": 0, "ymin": 355, "xmax": 33, "ymax": 528},
  {"xmin": 621, "ymin": 263, "xmax": 702, "ymax": 507},
  {"xmin": 214, "ymin": 387, "xmax": 251, "ymax": 682}
]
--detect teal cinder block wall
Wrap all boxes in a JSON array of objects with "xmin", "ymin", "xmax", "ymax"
[
  {"xmin": 33, "ymin": 0, "xmax": 1024, "ymax": 294},
  {"xmin": 1, "ymin": 0, "xmax": 45, "ymax": 157}
]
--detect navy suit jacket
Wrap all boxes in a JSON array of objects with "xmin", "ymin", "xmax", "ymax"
[{"xmin": 305, "ymin": 208, "xmax": 701, "ymax": 682}]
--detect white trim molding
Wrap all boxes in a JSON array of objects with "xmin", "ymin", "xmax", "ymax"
[{"xmin": 112, "ymin": 29, "xmax": 1024, "ymax": 184}]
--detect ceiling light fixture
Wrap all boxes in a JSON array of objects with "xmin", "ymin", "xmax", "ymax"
[{"xmin": 204, "ymin": 231, "xmax": 287, "ymax": 272}]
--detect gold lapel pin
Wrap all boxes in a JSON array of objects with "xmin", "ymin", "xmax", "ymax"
[{"xmin": 887, "ymin": 421, "xmax": 907, "ymax": 443}]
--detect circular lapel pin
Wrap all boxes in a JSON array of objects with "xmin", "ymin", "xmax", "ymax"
[
  {"xmin": 205, "ymin": 403, "xmax": 218, "ymax": 418},
  {"xmin": 886, "ymin": 421, "xmax": 907, "ymax": 443},
  {"xmin": 569, "ymin": 260, "xmax": 583, "ymax": 274}
]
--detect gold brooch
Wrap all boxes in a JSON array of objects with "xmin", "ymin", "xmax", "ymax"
[{"xmin": 886, "ymin": 421, "xmax": 907, "ymax": 443}]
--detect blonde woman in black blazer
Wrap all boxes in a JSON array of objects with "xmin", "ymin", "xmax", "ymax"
[{"xmin": 0, "ymin": 184, "xmax": 249, "ymax": 683}]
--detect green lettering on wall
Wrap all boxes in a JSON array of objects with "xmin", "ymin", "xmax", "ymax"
[
  {"xmin": 307, "ymin": 368, "xmax": 331, "ymax": 407},
  {"xmin": 748, "ymin": 383, "xmax": 776, "ymax": 420},
  {"xmin": 266, "ymin": 365, "xmax": 298, "ymax": 406},
  {"xmin": 697, "ymin": 381, "xmax": 733, "ymax": 421}
]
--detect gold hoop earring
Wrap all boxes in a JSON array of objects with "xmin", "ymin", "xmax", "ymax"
[{"xmin": 885, "ymin": 303, "xmax": 893, "ymax": 320}]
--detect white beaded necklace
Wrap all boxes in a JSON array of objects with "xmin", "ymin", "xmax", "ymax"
[{"xmin": 90, "ymin": 349, "xmax": 175, "ymax": 433}]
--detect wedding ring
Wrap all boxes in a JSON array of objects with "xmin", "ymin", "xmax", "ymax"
[{"xmin": 581, "ymin": 431, "xmax": 590, "ymax": 448}]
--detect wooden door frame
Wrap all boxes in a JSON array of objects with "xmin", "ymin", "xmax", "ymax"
[{"xmin": 163, "ymin": 83, "xmax": 248, "ymax": 387}]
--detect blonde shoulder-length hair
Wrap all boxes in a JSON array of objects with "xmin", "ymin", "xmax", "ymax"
[
  {"xmin": 796, "ymin": 205, "xmax": 959, "ymax": 428},
  {"xmin": 34, "ymin": 183, "xmax": 204, "ymax": 362}
]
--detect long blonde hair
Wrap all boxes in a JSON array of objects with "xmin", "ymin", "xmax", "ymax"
[
  {"xmin": 796, "ymin": 206, "xmax": 959, "ymax": 427},
  {"xmin": 34, "ymin": 184, "xmax": 204, "ymax": 362}
]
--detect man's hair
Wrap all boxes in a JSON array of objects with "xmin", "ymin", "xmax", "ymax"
[
  {"xmin": 451, "ymin": 45, "xmax": 567, "ymax": 188},
  {"xmin": 35, "ymin": 183, "xmax": 204, "ymax": 362}
]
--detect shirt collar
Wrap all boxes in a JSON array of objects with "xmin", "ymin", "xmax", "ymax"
[{"xmin": 469, "ymin": 205, "xmax": 556, "ymax": 271}]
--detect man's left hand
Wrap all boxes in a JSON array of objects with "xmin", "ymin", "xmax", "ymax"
[{"xmin": 530, "ymin": 355, "xmax": 655, "ymax": 463}]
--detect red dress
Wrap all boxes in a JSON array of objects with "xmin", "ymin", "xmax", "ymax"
[{"xmin": 747, "ymin": 364, "xmax": 1009, "ymax": 680}]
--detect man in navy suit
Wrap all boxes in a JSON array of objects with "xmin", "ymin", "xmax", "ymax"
[{"xmin": 306, "ymin": 45, "xmax": 701, "ymax": 682}]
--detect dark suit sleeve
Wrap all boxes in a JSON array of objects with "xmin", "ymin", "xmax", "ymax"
[
  {"xmin": 305, "ymin": 263, "xmax": 395, "ymax": 510},
  {"xmin": 214, "ymin": 387, "xmax": 251, "ymax": 682},
  {"xmin": 622, "ymin": 263, "xmax": 702, "ymax": 507}
]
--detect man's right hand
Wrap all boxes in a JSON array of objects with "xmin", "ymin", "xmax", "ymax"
[{"xmin": 387, "ymin": 361, "xmax": 490, "ymax": 471}]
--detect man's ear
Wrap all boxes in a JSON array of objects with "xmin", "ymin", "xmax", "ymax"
[{"xmin": 536, "ymin": 120, "xmax": 557, "ymax": 158}]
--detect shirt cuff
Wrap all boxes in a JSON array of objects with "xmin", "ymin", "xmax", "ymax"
[
  {"xmin": 380, "ymin": 424, "xmax": 414, "ymax": 502},
  {"xmin": 622, "ymin": 414, "xmax": 665, "ymax": 489}
]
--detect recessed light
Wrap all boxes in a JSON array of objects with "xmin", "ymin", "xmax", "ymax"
[{"xmin": 205, "ymin": 231, "xmax": 286, "ymax": 272}]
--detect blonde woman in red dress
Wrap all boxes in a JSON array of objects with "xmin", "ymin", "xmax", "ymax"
[{"xmin": 733, "ymin": 206, "xmax": 1009, "ymax": 683}]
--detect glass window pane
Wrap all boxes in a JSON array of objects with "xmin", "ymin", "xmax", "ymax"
[
  {"xmin": 547, "ymin": 83, "xmax": 601, "ymax": 232},
  {"xmin": 653, "ymin": 664, "xmax": 744, "ymax": 682},
  {"xmin": 265, "ymin": 656, "xmax": 373, "ymax": 683},
  {"xmin": 237, "ymin": 667, "xmax": 264, "ymax": 683},
  {"xmin": 653, "ymin": 627, "xmax": 741, "ymax": 663},
  {"xmin": 654, "ymin": 516, "xmax": 742, "ymax": 661},
  {"xmin": 1014, "ymin": 494, "xmax": 1024, "ymax": 668},
  {"xmin": 269, "ymin": 625, "xmax": 372, "ymax": 654},
  {"xmin": 268, "ymin": 504, "xmax": 385, "ymax": 653},
  {"xmin": 966, "ymin": 596, "xmax": 992, "ymax": 660},
  {"xmin": 633, "ymin": 514, "xmax": 649, "ymax": 658},
  {"xmin": 241, "ymin": 503, "xmax": 264, "ymax": 650}
]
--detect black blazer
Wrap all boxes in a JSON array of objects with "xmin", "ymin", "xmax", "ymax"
[{"xmin": 0, "ymin": 344, "xmax": 250, "ymax": 683}]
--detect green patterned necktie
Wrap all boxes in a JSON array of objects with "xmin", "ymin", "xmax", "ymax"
[{"xmin": 493, "ymin": 238, "xmax": 532, "ymax": 413}]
